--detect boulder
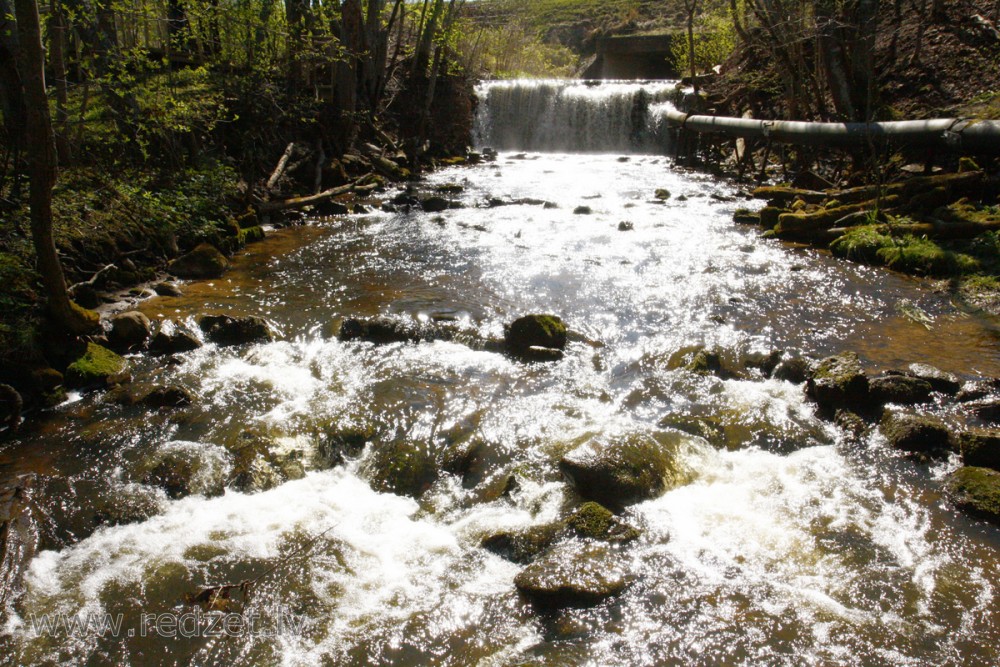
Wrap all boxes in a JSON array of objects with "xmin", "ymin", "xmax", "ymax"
[
  {"xmin": 573, "ymin": 206, "xmax": 592, "ymax": 215},
  {"xmin": 654, "ymin": 189, "xmax": 671, "ymax": 200},
  {"xmin": 618, "ymin": 221, "xmax": 634, "ymax": 231},
  {"xmin": 958, "ymin": 429, "xmax": 1000, "ymax": 471},
  {"xmin": 908, "ymin": 363, "xmax": 961, "ymax": 394},
  {"xmin": 879, "ymin": 413, "xmax": 952, "ymax": 455},
  {"xmin": 559, "ymin": 429, "xmax": 688, "ymax": 510},
  {"xmin": 947, "ymin": 466, "xmax": 1000, "ymax": 524},
  {"xmin": 505, "ymin": 314, "xmax": 567, "ymax": 355},
  {"xmin": 420, "ymin": 196, "xmax": 460, "ymax": 213},
  {"xmin": 514, "ymin": 542, "xmax": 627, "ymax": 608},
  {"xmin": 957, "ymin": 379, "xmax": 1000, "ymax": 403},
  {"xmin": 685, "ymin": 348, "xmax": 723, "ymax": 376},
  {"xmin": 869, "ymin": 374, "xmax": 933, "ymax": 405},
  {"xmin": 317, "ymin": 422, "xmax": 379, "ymax": 467},
  {"xmin": 150, "ymin": 323, "xmax": 203, "ymax": 355},
  {"xmin": 567, "ymin": 502, "xmax": 640, "ymax": 542},
  {"xmin": 64, "ymin": 343, "xmax": 126, "ymax": 389},
  {"xmin": 154, "ymin": 282, "xmax": 183, "ymax": 297},
  {"xmin": 168, "ymin": 243, "xmax": 229, "ymax": 279},
  {"xmin": 481, "ymin": 524, "xmax": 561, "ymax": 564},
  {"xmin": 362, "ymin": 439, "xmax": 438, "ymax": 498},
  {"xmin": 141, "ymin": 444, "xmax": 226, "ymax": 499},
  {"xmin": 805, "ymin": 352, "xmax": 870, "ymax": 412},
  {"xmin": 107, "ymin": 311, "xmax": 152, "ymax": 353},
  {"xmin": 199, "ymin": 315, "xmax": 275, "ymax": 346},
  {"xmin": 968, "ymin": 399, "xmax": 1000, "ymax": 422}
]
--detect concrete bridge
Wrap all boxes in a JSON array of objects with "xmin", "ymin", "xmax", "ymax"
[{"xmin": 581, "ymin": 34, "xmax": 678, "ymax": 80}]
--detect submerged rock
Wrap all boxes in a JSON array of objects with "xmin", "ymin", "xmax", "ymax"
[
  {"xmin": 107, "ymin": 311, "xmax": 152, "ymax": 353},
  {"xmin": 338, "ymin": 316, "xmax": 425, "ymax": 344},
  {"xmin": 959, "ymin": 429, "xmax": 1000, "ymax": 471},
  {"xmin": 948, "ymin": 466, "xmax": 1000, "ymax": 524},
  {"xmin": 226, "ymin": 430, "xmax": 305, "ymax": 494},
  {"xmin": 141, "ymin": 385, "xmax": 194, "ymax": 408},
  {"xmin": 154, "ymin": 281, "xmax": 183, "ymax": 297},
  {"xmin": 65, "ymin": 343, "xmax": 126, "ymax": 389},
  {"xmin": 505, "ymin": 314, "xmax": 567, "ymax": 355},
  {"xmin": 806, "ymin": 352, "xmax": 870, "ymax": 412},
  {"xmin": 617, "ymin": 221, "xmax": 634, "ymax": 231},
  {"xmin": 573, "ymin": 206, "xmax": 592, "ymax": 215},
  {"xmin": 168, "ymin": 243, "xmax": 229, "ymax": 279},
  {"xmin": 771, "ymin": 355, "xmax": 811, "ymax": 384},
  {"xmin": 879, "ymin": 413, "xmax": 953, "ymax": 455},
  {"xmin": 559, "ymin": 429, "xmax": 689, "ymax": 510},
  {"xmin": 199, "ymin": 315, "xmax": 275, "ymax": 346},
  {"xmin": 514, "ymin": 542, "xmax": 627, "ymax": 608},
  {"xmin": 142, "ymin": 445, "xmax": 226, "ymax": 500}
]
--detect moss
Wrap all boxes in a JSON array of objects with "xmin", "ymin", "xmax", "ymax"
[
  {"xmin": 830, "ymin": 225, "xmax": 895, "ymax": 263},
  {"xmin": 64, "ymin": 342, "xmax": 126, "ymax": 389},
  {"xmin": 948, "ymin": 466, "xmax": 1000, "ymax": 524},
  {"xmin": 242, "ymin": 226, "xmax": 266, "ymax": 244},
  {"xmin": 505, "ymin": 314, "xmax": 567, "ymax": 352},
  {"xmin": 958, "ymin": 157, "xmax": 981, "ymax": 173},
  {"xmin": 875, "ymin": 235, "xmax": 980, "ymax": 276},
  {"xmin": 567, "ymin": 501, "xmax": 641, "ymax": 541}
]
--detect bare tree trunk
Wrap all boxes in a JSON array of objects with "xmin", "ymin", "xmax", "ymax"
[
  {"xmin": 13, "ymin": 0, "xmax": 98, "ymax": 335},
  {"xmin": 685, "ymin": 0, "xmax": 699, "ymax": 98},
  {"xmin": 729, "ymin": 0, "xmax": 749, "ymax": 44}
]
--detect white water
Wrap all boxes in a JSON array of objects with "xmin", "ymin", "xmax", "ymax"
[
  {"xmin": 474, "ymin": 80, "xmax": 682, "ymax": 153},
  {"xmin": 3, "ymin": 82, "xmax": 1000, "ymax": 666}
]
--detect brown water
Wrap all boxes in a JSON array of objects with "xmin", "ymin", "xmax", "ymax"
[{"xmin": 2, "ymin": 82, "xmax": 1000, "ymax": 666}]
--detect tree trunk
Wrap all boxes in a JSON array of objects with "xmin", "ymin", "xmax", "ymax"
[
  {"xmin": 686, "ymin": 0, "xmax": 698, "ymax": 98},
  {"xmin": 49, "ymin": 0, "xmax": 71, "ymax": 163},
  {"xmin": 0, "ymin": 0, "xmax": 26, "ymax": 194},
  {"xmin": 13, "ymin": 0, "xmax": 98, "ymax": 335}
]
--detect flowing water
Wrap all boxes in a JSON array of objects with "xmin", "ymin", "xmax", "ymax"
[{"xmin": 3, "ymin": 80, "xmax": 1000, "ymax": 666}]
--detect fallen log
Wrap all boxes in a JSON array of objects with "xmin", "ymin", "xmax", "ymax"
[
  {"xmin": 257, "ymin": 174, "xmax": 375, "ymax": 213},
  {"xmin": 775, "ymin": 196, "xmax": 901, "ymax": 235},
  {"xmin": 266, "ymin": 142, "xmax": 297, "ymax": 193}
]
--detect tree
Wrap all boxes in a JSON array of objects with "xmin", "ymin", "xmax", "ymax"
[
  {"xmin": 12, "ymin": 0, "xmax": 99, "ymax": 335},
  {"xmin": 682, "ymin": 0, "xmax": 701, "ymax": 97}
]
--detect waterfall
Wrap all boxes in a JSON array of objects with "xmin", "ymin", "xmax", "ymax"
[{"xmin": 473, "ymin": 79, "xmax": 682, "ymax": 154}]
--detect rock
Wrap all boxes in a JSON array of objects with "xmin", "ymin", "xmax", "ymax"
[
  {"xmin": 168, "ymin": 243, "xmax": 229, "ymax": 279},
  {"xmin": 879, "ymin": 413, "xmax": 952, "ymax": 455},
  {"xmin": 225, "ymin": 430, "xmax": 304, "ymax": 494},
  {"xmin": 338, "ymin": 316, "xmax": 424, "ymax": 344},
  {"xmin": 514, "ymin": 542, "xmax": 627, "ymax": 608},
  {"xmin": 317, "ymin": 422, "xmax": 378, "ymax": 467},
  {"xmin": 142, "ymin": 444, "xmax": 226, "ymax": 499},
  {"xmin": 199, "ymin": 315, "xmax": 275, "ymax": 346},
  {"xmin": 805, "ymin": 352, "xmax": 871, "ymax": 412},
  {"xmin": 947, "ymin": 466, "xmax": 1000, "ymax": 524},
  {"xmin": 968, "ymin": 399, "xmax": 1000, "ymax": 422},
  {"xmin": 567, "ymin": 502, "xmax": 640, "ymax": 542},
  {"xmin": 743, "ymin": 350, "xmax": 784, "ymax": 378},
  {"xmin": 420, "ymin": 196, "xmax": 460, "ymax": 213},
  {"xmin": 959, "ymin": 429, "xmax": 1000, "ymax": 471},
  {"xmin": 362, "ymin": 440, "xmax": 438, "ymax": 498},
  {"xmin": 654, "ymin": 189, "xmax": 671, "ymax": 200},
  {"xmin": 835, "ymin": 410, "xmax": 871, "ymax": 442},
  {"xmin": 957, "ymin": 378, "xmax": 1000, "ymax": 402},
  {"xmin": 504, "ymin": 314, "xmax": 567, "ymax": 354},
  {"xmin": 772, "ymin": 356, "xmax": 811, "ymax": 384},
  {"xmin": 154, "ymin": 282, "xmax": 183, "ymax": 297},
  {"xmin": 908, "ymin": 363, "xmax": 960, "ymax": 394},
  {"xmin": 106, "ymin": 311, "xmax": 152, "ymax": 353},
  {"xmin": 869, "ymin": 374, "xmax": 933, "ymax": 405},
  {"xmin": 64, "ymin": 343, "xmax": 126, "ymax": 389},
  {"xmin": 559, "ymin": 429, "xmax": 689, "ymax": 510},
  {"xmin": 0, "ymin": 475, "xmax": 39, "ymax": 613},
  {"xmin": 617, "ymin": 221, "xmax": 634, "ymax": 231},
  {"xmin": 317, "ymin": 201, "xmax": 350, "ymax": 215},
  {"xmin": 141, "ymin": 385, "xmax": 194, "ymax": 408},
  {"xmin": 685, "ymin": 348, "xmax": 722, "ymax": 375},
  {"xmin": 242, "ymin": 226, "xmax": 266, "ymax": 244},
  {"xmin": 573, "ymin": 206, "xmax": 592, "ymax": 215},
  {"xmin": 150, "ymin": 322, "xmax": 203, "ymax": 355},
  {"xmin": 481, "ymin": 524, "xmax": 561, "ymax": 564}
]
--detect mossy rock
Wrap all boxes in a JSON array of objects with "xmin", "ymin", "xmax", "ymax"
[
  {"xmin": 362, "ymin": 439, "xmax": 439, "ymax": 498},
  {"xmin": 567, "ymin": 502, "xmax": 640, "ymax": 542},
  {"xmin": 505, "ymin": 314, "xmax": 567, "ymax": 353},
  {"xmin": 654, "ymin": 188, "xmax": 671, "ymax": 200},
  {"xmin": 948, "ymin": 466, "xmax": 1000, "ymax": 524},
  {"xmin": 805, "ymin": 352, "xmax": 871, "ymax": 412},
  {"xmin": 199, "ymin": 314, "xmax": 275, "ymax": 346},
  {"xmin": 242, "ymin": 226, "xmax": 266, "ymax": 244},
  {"xmin": 559, "ymin": 428, "xmax": 690, "ymax": 510},
  {"xmin": 959, "ymin": 429, "xmax": 1000, "ymax": 471},
  {"xmin": 879, "ymin": 412, "xmax": 953, "ymax": 455},
  {"xmin": 481, "ymin": 524, "xmax": 561, "ymax": 564},
  {"xmin": 64, "ymin": 343, "xmax": 126, "ymax": 389},
  {"xmin": 226, "ymin": 430, "xmax": 304, "ymax": 494},
  {"xmin": 514, "ymin": 542, "xmax": 627, "ymax": 609},
  {"xmin": 868, "ymin": 374, "xmax": 933, "ymax": 405},
  {"xmin": 685, "ymin": 348, "xmax": 722, "ymax": 376},
  {"xmin": 168, "ymin": 243, "xmax": 229, "ymax": 279}
]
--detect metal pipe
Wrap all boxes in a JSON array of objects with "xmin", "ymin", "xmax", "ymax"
[{"xmin": 663, "ymin": 108, "xmax": 1000, "ymax": 152}]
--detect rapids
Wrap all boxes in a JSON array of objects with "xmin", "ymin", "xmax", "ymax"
[{"xmin": 1, "ymin": 80, "xmax": 1000, "ymax": 666}]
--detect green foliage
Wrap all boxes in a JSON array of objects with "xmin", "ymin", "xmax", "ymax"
[
  {"xmin": 458, "ymin": 20, "xmax": 577, "ymax": 78},
  {"xmin": 829, "ymin": 225, "xmax": 894, "ymax": 263},
  {"xmin": 670, "ymin": 3, "xmax": 739, "ymax": 75},
  {"xmin": 876, "ymin": 235, "xmax": 980, "ymax": 277}
]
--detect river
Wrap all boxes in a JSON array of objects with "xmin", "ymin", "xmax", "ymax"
[{"xmin": 2, "ymin": 80, "xmax": 1000, "ymax": 666}]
